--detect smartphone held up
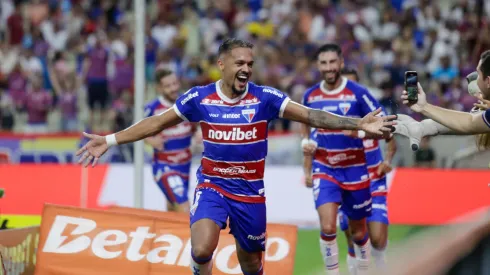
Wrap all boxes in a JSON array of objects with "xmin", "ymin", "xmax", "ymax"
[{"xmin": 405, "ymin": 71, "xmax": 418, "ymax": 103}]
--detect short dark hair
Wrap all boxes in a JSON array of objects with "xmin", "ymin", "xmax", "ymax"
[
  {"xmin": 218, "ymin": 38, "xmax": 254, "ymax": 56},
  {"xmin": 315, "ymin": 44, "xmax": 342, "ymax": 60},
  {"xmin": 480, "ymin": 50, "xmax": 490, "ymax": 78},
  {"xmin": 341, "ymin": 68, "xmax": 359, "ymax": 81},
  {"xmin": 155, "ymin": 68, "xmax": 174, "ymax": 83}
]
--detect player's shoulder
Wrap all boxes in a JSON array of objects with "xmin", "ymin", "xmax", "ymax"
[
  {"xmin": 178, "ymin": 83, "xmax": 216, "ymax": 104},
  {"xmin": 345, "ymin": 79, "xmax": 369, "ymax": 95},
  {"xmin": 249, "ymin": 82, "xmax": 286, "ymax": 99}
]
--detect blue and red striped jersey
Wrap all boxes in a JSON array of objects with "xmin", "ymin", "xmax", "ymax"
[
  {"xmin": 173, "ymin": 81, "xmax": 290, "ymax": 203},
  {"xmin": 303, "ymin": 77, "xmax": 385, "ymax": 191},
  {"xmin": 144, "ymin": 96, "xmax": 194, "ymax": 169}
]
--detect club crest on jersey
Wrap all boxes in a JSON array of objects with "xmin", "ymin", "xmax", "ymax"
[
  {"xmin": 242, "ymin": 109, "xmax": 256, "ymax": 122},
  {"xmin": 339, "ymin": 102, "xmax": 351, "ymax": 115}
]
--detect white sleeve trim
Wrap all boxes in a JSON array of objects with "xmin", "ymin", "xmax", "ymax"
[
  {"xmin": 172, "ymin": 105, "xmax": 189, "ymax": 121},
  {"xmin": 279, "ymin": 97, "xmax": 291, "ymax": 118}
]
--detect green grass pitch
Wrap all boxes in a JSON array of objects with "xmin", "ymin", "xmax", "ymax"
[{"xmin": 293, "ymin": 225, "xmax": 425, "ymax": 274}]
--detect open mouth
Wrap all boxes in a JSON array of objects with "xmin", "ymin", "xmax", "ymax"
[{"xmin": 236, "ymin": 74, "xmax": 248, "ymax": 84}]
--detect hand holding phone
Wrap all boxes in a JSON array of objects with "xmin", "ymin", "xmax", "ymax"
[{"xmin": 405, "ymin": 71, "xmax": 418, "ymax": 103}]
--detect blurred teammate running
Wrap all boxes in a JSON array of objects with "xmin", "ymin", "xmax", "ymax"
[
  {"xmin": 338, "ymin": 68, "xmax": 397, "ymax": 274},
  {"xmin": 144, "ymin": 69, "xmax": 196, "ymax": 213},
  {"xmin": 301, "ymin": 44, "xmax": 395, "ymax": 275}
]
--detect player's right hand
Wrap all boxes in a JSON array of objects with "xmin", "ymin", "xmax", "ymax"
[
  {"xmin": 305, "ymin": 174, "xmax": 313, "ymax": 188},
  {"xmin": 301, "ymin": 139, "xmax": 317, "ymax": 155},
  {"xmin": 76, "ymin": 132, "xmax": 109, "ymax": 167},
  {"xmin": 401, "ymin": 82, "xmax": 427, "ymax": 113},
  {"xmin": 393, "ymin": 114, "xmax": 423, "ymax": 151}
]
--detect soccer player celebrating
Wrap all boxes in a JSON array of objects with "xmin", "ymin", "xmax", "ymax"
[
  {"xmin": 143, "ymin": 69, "xmax": 196, "ymax": 213},
  {"xmin": 301, "ymin": 44, "xmax": 393, "ymax": 275},
  {"xmin": 401, "ymin": 50, "xmax": 490, "ymax": 136},
  {"xmin": 76, "ymin": 38, "xmax": 395, "ymax": 275}
]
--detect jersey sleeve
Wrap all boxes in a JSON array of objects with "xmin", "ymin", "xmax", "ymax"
[
  {"xmin": 263, "ymin": 87, "xmax": 291, "ymax": 120},
  {"xmin": 173, "ymin": 88, "xmax": 202, "ymax": 122},
  {"xmin": 357, "ymin": 87, "xmax": 384, "ymax": 116},
  {"xmin": 482, "ymin": 109, "xmax": 490, "ymax": 128}
]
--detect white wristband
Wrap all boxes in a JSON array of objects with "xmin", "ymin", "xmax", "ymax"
[
  {"xmin": 301, "ymin": 138, "xmax": 317, "ymax": 149},
  {"xmin": 358, "ymin": 130, "xmax": 366, "ymax": 139},
  {"xmin": 105, "ymin": 134, "xmax": 118, "ymax": 147},
  {"xmin": 301, "ymin": 138, "xmax": 310, "ymax": 148}
]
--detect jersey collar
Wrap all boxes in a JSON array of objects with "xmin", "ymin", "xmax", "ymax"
[
  {"xmin": 216, "ymin": 80, "xmax": 249, "ymax": 104},
  {"xmin": 320, "ymin": 77, "xmax": 347, "ymax": 95}
]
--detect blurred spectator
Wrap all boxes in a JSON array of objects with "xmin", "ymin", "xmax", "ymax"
[
  {"xmin": 82, "ymin": 31, "xmax": 111, "ymax": 131},
  {"xmin": 0, "ymin": 0, "xmax": 487, "ymax": 135},
  {"xmin": 24, "ymin": 75, "xmax": 52, "ymax": 134},
  {"xmin": 432, "ymin": 55, "xmax": 459, "ymax": 87},
  {"xmin": 6, "ymin": 1, "xmax": 23, "ymax": 46},
  {"xmin": 48, "ymin": 51, "xmax": 80, "ymax": 132},
  {"xmin": 0, "ymin": 89, "xmax": 14, "ymax": 131},
  {"xmin": 414, "ymin": 137, "xmax": 436, "ymax": 168}
]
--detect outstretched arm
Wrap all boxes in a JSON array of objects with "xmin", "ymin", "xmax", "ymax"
[
  {"xmin": 113, "ymin": 107, "xmax": 183, "ymax": 144},
  {"xmin": 420, "ymin": 104, "xmax": 489, "ymax": 134},
  {"xmin": 402, "ymin": 83, "xmax": 490, "ymax": 135},
  {"xmin": 282, "ymin": 100, "xmax": 395, "ymax": 135},
  {"xmin": 283, "ymin": 101, "xmax": 361, "ymax": 130},
  {"xmin": 76, "ymin": 107, "xmax": 183, "ymax": 167}
]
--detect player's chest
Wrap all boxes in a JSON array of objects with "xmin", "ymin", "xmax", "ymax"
[
  {"xmin": 309, "ymin": 99, "xmax": 361, "ymax": 116},
  {"xmin": 202, "ymin": 104, "xmax": 263, "ymax": 124}
]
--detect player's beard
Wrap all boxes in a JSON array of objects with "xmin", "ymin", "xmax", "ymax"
[
  {"xmin": 232, "ymin": 84, "xmax": 246, "ymax": 95},
  {"xmin": 324, "ymin": 70, "xmax": 341, "ymax": 85}
]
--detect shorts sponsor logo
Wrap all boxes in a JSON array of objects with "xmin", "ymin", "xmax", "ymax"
[
  {"xmin": 213, "ymin": 166, "xmax": 256, "ymax": 175},
  {"xmin": 209, "ymin": 113, "xmax": 219, "ymax": 117},
  {"xmin": 247, "ymin": 232, "xmax": 266, "ymax": 241},
  {"xmin": 353, "ymin": 198, "xmax": 372, "ymax": 209}
]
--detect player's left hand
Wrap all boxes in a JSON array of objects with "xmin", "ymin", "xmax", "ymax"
[
  {"xmin": 473, "ymin": 94, "xmax": 490, "ymax": 111},
  {"xmin": 358, "ymin": 108, "xmax": 397, "ymax": 136},
  {"xmin": 376, "ymin": 160, "xmax": 393, "ymax": 176}
]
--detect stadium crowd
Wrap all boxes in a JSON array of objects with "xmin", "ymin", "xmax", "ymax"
[{"xmin": 0, "ymin": 0, "xmax": 489, "ymax": 133}]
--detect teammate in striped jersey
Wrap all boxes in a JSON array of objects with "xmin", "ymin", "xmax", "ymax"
[
  {"xmin": 338, "ymin": 69, "xmax": 397, "ymax": 274},
  {"xmin": 76, "ymin": 38, "xmax": 395, "ymax": 275},
  {"xmin": 143, "ymin": 69, "xmax": 197, "ymax": 213},
  {"xmin": 301, "ymin": 44, "xmax": 394, "ymax": 275}
]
